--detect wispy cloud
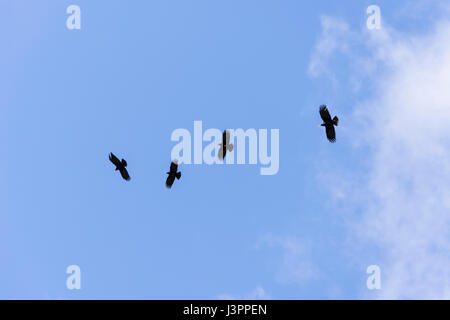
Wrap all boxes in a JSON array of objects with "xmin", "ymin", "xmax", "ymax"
[
  {"xmin": 310, "ymin": 11, "xmax": 450, "ymax": 299},
  {"xmin": 256, "ymin": 234, "xmax": 319, "ymax": 286},
  {"xmin": 218, "ymin": 286, "xmax": 271, "ymax": 300},
  {"xmin": 308, "ymin": 16, "xmax": 354, "ymax": 79}
]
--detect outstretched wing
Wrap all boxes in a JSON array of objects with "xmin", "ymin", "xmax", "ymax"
[
  {"xmin": 120, "ymin": 168, "xmax": 131, "ymax": 181},
  {"xmin": 166, "ymin": 174, "xmax": 175, "ymax": 188},
  {"xmin": 218, "ymin": 146, "xmax": 225, "ymax": 160},
  {"xmin": 319, "ymin": 105, "xmax": 332, "ymax": 122},
  {"xmin": 325, "ymin": 125, "xmax": 336, "ymax": 143},
  {"xmin": 109, "ymin": 152, "xmax": 121, "ymax": 167},
  {"xmin": 223, "ymin": 130, "xmax": 227, "ymax": 146},
  {"xmin": 170, "ymin": 161, "xmax": 178, "ymax": 173}
]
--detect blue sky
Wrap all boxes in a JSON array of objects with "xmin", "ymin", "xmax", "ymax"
[{"xmin": 2, "ymin": 0, "xmax": 450, "ymax": 299}]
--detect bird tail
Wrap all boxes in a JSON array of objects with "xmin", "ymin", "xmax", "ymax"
[
  {"xmin": 333, "ymin": 116, "xmax": 339, "ymax": 126},
  {"xmin": 176, "ymin": 172, "xmax": 181, "ymax": 180}
]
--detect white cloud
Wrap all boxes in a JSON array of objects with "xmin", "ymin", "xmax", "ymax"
[
  {"xmin": 310, "ymin": 14, "xmax": 450, "ymax": 299},
  {"xmin": 256, "ymin": 235, "xmax": 319, "ymax": 286},
  {"xmin": 308, "ymin": 16, "xmax": 354, "ymax": 78},
  {"xmin": 218, "ymin": 286, "xmax": 271, "ymax": 300}
]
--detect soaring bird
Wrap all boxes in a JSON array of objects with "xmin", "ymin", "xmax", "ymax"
[
  {"xmin": 109, "ymin": 152, "xmax": 131, "ymax": 181},
  {"xmin": 218, "ymin": 130, "xmax": 234, "ymax": 160},
  {"xmin": 166, "ymin": 160, "xmax": 181, "ymax": 188},
  {"xmin": 319, "ymin": 105, "xmax": 339, "ymax": 143}
]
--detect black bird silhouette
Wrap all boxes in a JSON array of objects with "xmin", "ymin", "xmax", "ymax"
[
  {"xmin": 319, "ymin": 105, "xmax": 339, "ymax": 143},
  {"xmin": 166, "ymin": 160, "xmax": 181, "ymax": 188},
  {"xmin": 109, "ymin": 152, "xmax": 131, "ymax": 181},
  {"xmin": 218, "ymin": 130, "xmax": 234, "ymax": 160}
]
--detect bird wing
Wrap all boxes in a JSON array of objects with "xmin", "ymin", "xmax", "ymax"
[
  {"xmin": 319, "ymin": 105, "xmax": 332, "ymax": 122},
  {"xmin": 325, "ymin": 125, "xmax": 336, "ymax": 143},
  {"xmin": 170, "ymin": 161, "xmax": 178, "ymax": 173},
  {"xmin": 109, "ymin": 152, "xmax": 121, "ymax": 167},
  {"xmin": 225, "ymin": 130, "xmax": 232, "ymax": 145},
  {"xmin": 166, "ymin": 175, "xmax": 175, "ymax": 188},
  {"xmin": 223, "ymin": 130, "xmax": 227, "ymax": 146},
  {"xmin": 120, "ymin": 168, "xmax": 131, "ymax": 181},
  {"xmin": 218, "ymin": 146, "xmax": 225, "ymax": 160}
]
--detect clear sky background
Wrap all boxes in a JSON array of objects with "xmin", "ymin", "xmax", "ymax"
[{"xmin": 2, "ymin": 0, "xmax": 450, "ymax": 299}]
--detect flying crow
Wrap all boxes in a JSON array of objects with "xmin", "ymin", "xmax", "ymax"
[
  {"xmin": 166, "ymin": 160, "xmax": 181, "ymax": 188},
  {"xmin": 109, "ymin": 152, "xmax": 131, "ymax": 181},
  {"xmin": 319, "ymin": 105, "xmax": 339, "ymax": 143},
  {"xmin": 218, "ymin": 130, "xmax": 234, "ymax": 160}
]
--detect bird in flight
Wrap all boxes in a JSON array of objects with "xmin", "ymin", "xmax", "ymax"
[
  {"xmin": 218, "ymin": 130, "xmax": 234, "ymax": 160},
  {"xmin": 109, "ymin": 152, "xmax": 131, "ymax": 181},
  {"xmin": 319, "ymin": 105, "xmax": 339, "ymax": 143},
  {"xmin": 166, "ymin": 160, "xmax": 181, "ymax": 188}
]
